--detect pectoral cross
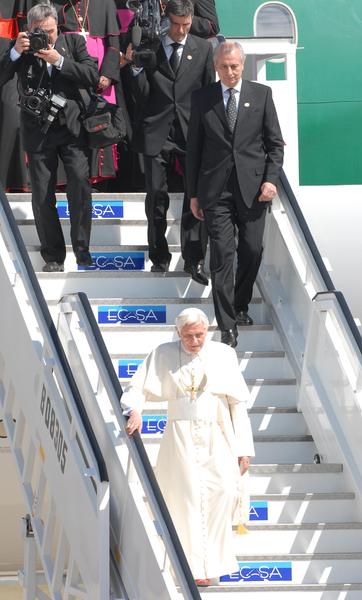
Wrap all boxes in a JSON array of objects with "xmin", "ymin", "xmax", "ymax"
[
  {"xmin": 184, "ymin": 369, "xmax": 199, "ymax": 401},
  {"xmin": 78, "ymin": 16, "xmax": 87, "ymax": 38}
]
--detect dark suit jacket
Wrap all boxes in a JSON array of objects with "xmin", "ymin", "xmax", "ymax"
[
  {"xmin": 190, "ymin": 0, "xmax": 220, "ymax": 38},
  {"xmin": 186, "ymin": 79, "xmax": 284, "ymax": 208},
  {"xmin": 0, "ymin": 33, "xmax": 99, "ymax": 152},
  {"xmin": 130, "ymin": 33, "xmax": 214, "ymax": 155}
]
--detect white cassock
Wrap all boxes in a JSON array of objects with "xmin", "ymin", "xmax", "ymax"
[{"xmin": 121, "ymin": 339, "xmax": 255, "ymax": 580}]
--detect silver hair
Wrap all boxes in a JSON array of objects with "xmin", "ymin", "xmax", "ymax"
[
  {"xmin": 175, "ymin": 308, "xmax": 209, "ymax": 331},
  {"xmin": 214, "ymin": 41, "xmax": 245, "ymax": 64},
  {"xmin": 27, "ymin": 3, "xmax": 58, "ymax": 27}
]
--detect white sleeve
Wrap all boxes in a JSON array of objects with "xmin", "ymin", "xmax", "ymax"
[
  {"xmin": 120, "ymin": 350, "xmax": 154, "ymax": 415},
  {"xmin": 229, "ymin": 402, "xmax": 255, "ymax": 457},
  {"xmin": 10, "ymin": 47, "xmax": 21, "ymax": 61}
]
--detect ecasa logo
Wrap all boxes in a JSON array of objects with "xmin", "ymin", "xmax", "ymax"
[
  {"xmin": 118, "ymin": 359, "xmax": 143, "ymax": 378},
  {"xmin": 78, "ymin": 252, "xmax": 145, "ymax": 271},
  {"xmin": 221, "ymin": 562, "xmax": 292, "ymax": 582},
  {"xmin": 57, "ymin": 200, "xmax": 124, "ymax": 219},
  {"xmin": 142, "ymin": 416, "xmax": 167, "ymax": 434},
  {"xmin": 249, "ymin": 501, "xmax": 268, "ymax": 521},
  {"xmin": 98, "ymin": 305, "xmax": 166, "ymax": 325}
]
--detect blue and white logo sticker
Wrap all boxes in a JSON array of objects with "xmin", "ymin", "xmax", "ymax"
[
  {"xmin": 221, "ymin": 562, "xmax": 292, "ymax": 583},
  {"xmin": 98, "ymin": 305, "xmax": 166, "ymax": 325},
  {"xmin": 142, "ymin": 415, "xmax": 167, "ymax": 435},
  {"xmin": 57, "ymin": 200, "xmax": 124, "ymax": 219},
  {"xmin": 249, "ymin": 501, "xmax": 268, "ymax": 521},
  {"xmin": 142, "ymin": 414, "xmax": 166, "ymax": 433},
  {"xmin": 118, "ymin": 359, "xmax": 143, "ymax": 378},
  {"xmin": 78, "ymin": 252, "xmax": 145, "ymax": 271}
]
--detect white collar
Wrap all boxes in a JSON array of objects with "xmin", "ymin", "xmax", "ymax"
[
  {"xmin": 164, "ymin": 34, "xmax": 187, "ymax": 47},
  {"xmin": 221, "ymin": 79, "xmax": 243, "ymax": 95}
]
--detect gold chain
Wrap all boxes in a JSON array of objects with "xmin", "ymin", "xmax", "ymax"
[
  {"xmin": 178, "ymin": 344, "xmax": 205, "ymax": 401},
  {"xmin": 68, "ymin": 0, "xmax": 90, "ymax": 33}
]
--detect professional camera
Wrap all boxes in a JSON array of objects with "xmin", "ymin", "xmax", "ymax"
[
  {"xmin": 27, "ymin": 28, "xmax": 49, "ymax": 53},
  {"xmin": 127, "ymin": 0, "xmax": 170, "ymax": 69},
  {"xmin": 20, "ymin": 88, "xmax": 67, "ymax": 134}
]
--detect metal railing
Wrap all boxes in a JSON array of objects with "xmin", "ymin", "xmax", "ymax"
[
  {"xmin": 0, "ymin": 183, "xmax": 109, "ymax": 482},
  {"xmin": 280, "ymin": 170, "xmax": 362, "ymax": 354},
  {"xmin": 73, "ymin": 291, "xmax": 201, "ymax": 600}
]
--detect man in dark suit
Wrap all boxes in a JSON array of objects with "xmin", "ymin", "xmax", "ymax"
[
  {"xmin": 183, "ymin": 0, "xmax": 220, "ymax": 38},
  {"xmin": 187, "ymin": 41, "xmax": 284, "ymax": 347},
  {"xmin": 126, "ymin": 0, "xmax": 214, "ymax": 283},
  {"xmin": 0, "ymin": 3, "xmax": 99, "ymax": 271}
]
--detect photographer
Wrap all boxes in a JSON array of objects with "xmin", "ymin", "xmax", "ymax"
[
  {"xmin": 52, "ymin": 0, "xmax": 129, "ymax": 186},
  {"xmin": 0, "ymin": 3, "xmax": 99, "ymax": 271},
  {"xmin": 125, "ymin": 0, "xmax": 214, "ymax": 282}
]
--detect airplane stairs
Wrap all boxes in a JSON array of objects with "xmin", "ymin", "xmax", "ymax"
[{"xmin": 1, "ymin": 175, "xmax": 362, "ymax": 599}]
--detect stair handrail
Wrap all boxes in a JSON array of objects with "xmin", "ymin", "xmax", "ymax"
[
  {"xmin": 67, "ymin": 290, "xmax": 202, "ymax": 600},
  {"xmin": 279, "ymin": 170, "xmax": 362, "ymax": 354},
  {"xmin": 0, "ymin": 184, "xmax": 108, "ymax": 483}
]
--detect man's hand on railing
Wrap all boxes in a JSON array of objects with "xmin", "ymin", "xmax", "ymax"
[
  {"xmin": 125, "ymin": 409, "xmax": 143, "ymax": 435},
  {"xmin": 258, "ymin": 181, "xmax": 277, "ymax": 202}
]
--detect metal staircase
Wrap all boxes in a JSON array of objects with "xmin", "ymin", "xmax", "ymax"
[{"xmin": 1, "ymin": 176, "xmax": 362, "ymax": 598}]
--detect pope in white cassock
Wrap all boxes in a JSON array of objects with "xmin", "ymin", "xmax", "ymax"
[{"xmin": 121, "ymin": 307, "xmax": 255, "ymax": 586}]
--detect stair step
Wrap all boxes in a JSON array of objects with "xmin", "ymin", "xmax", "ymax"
[
  {"xmin": 9, "ymin": 191, "xmax": 184, "ymax": 220},
  {"xmin": 52, "ymin": 296, "xmax": 269, "ymax": 328},
  {"xmin": 254, "ymin": 439, "xmax": 316, "ymax": 464},
  {"xmin": 143, "ymin": 438, "xmax": 316, "ymax": 465},
  {"xmin": 234, "ymin": 522, "xmax": 362, "ymax": 554},
  {"xmin": 195, "ymin": 583, "xmax": 362, "ymax": 599},
  {"xmin": 113, "ymin": 351, "xmax": 293, "ymax": 380},
  {"xmin": 137, "ymin": 411, "xmax": 308, "ymax": 437},
  {"xmin": 249, "ymin": 463, "xmax": 347, "ymax": 494},
  {"xmin": 27, "ymin": 244, "xmax": 188, "ymax": 273},
  {"xmin": 19, "ymin": 219, "xmax": 181, "ymax": 245},
  {"xmin": 248, "ymin": 383, "xmax": 297, "ymax": 408},
  {"xmin": 229, "ymin": 554, "xmax": 362, "ymax": 589},
  {"xmin": 36, "ymin": 271, "xmax": 261, "ymax": 301},
  {"xmin": 249, "ymin": 492, "xmax": 357, "ymax": 523},
  {"xmin": 98, "ymin": 324, "xmax": 284, "ymax": 354}
]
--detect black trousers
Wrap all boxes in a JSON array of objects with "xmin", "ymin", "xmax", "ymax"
[
  {"xmin": 144, "ymin": 119, "xmax": 208, "ymax": 267},
  {"xmin": 27, "ymin": 125, "xmax": 92, "ymax": 264},
  {"xmin": 203, "ymin": 169, "xmax": 267, "ymax": 331}
]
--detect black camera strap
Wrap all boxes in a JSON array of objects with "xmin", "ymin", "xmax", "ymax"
[{"xmin": 19, "ymin": 56, "xmax": 48, "ymax": 98}]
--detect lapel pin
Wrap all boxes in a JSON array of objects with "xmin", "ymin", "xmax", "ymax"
[
  {"xmin": 244, "ymin": 102, "xmax": 250, "ymax": 107},
  {"xmin": 187, "ymin": 55, "xmax": 192, "ymax": 60}
]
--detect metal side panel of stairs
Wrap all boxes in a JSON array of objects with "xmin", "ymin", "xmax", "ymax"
[
  {"xmin": 3, "ymin": 189, "xmax": 362, "ymax": 599},
  {"xmin": 0, "ymin": 196, "xmax": 111, "ymax": 600}
]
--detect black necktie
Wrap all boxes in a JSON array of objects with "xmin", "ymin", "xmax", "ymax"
[
  {"xmin": 169, "ymin": 42, "xmax": 181, "ymax": 74},
  {"xmin": 226, "ymin": 87, "xmax": 238, "ymax": 132}
]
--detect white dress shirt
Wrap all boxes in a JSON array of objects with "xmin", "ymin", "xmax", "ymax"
[
  {"xmin": 162, "ymin": 34, "xmax": 187, "ymax": 61},
  {"xmin": 221, "ymin": 79, "xmax": 243, "ymax": 110}
]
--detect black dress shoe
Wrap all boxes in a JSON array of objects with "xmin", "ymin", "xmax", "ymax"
[
  {"xmin": 42, "ymin": 261, "xmax": 64, "ymax": 272},
  {"xmin": 151, "ymin": 262, "xmax": 169, "ymax": 273},
  {"xmin": 184, "ymin": 262, "xmax": 209, "ymax": 286},
  {"xmin": 220, "ymin": 328, "xmax": 238, "ymax": 348},
  {"xmin": 236, "ymin": 311, "xmax": 254, "ymax": 326},
  {"xmin": 76, "ymin": 251, "xmax": 93, "ymax": 266}
]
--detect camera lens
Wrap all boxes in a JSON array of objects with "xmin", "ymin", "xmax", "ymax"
[
  {"xmin": 29, "ymin": 37, "xmax": 44, "ymax": 52},
  {"xmin": 27, "ymin": 96, "xmax": 42, "ymax": 110}
]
